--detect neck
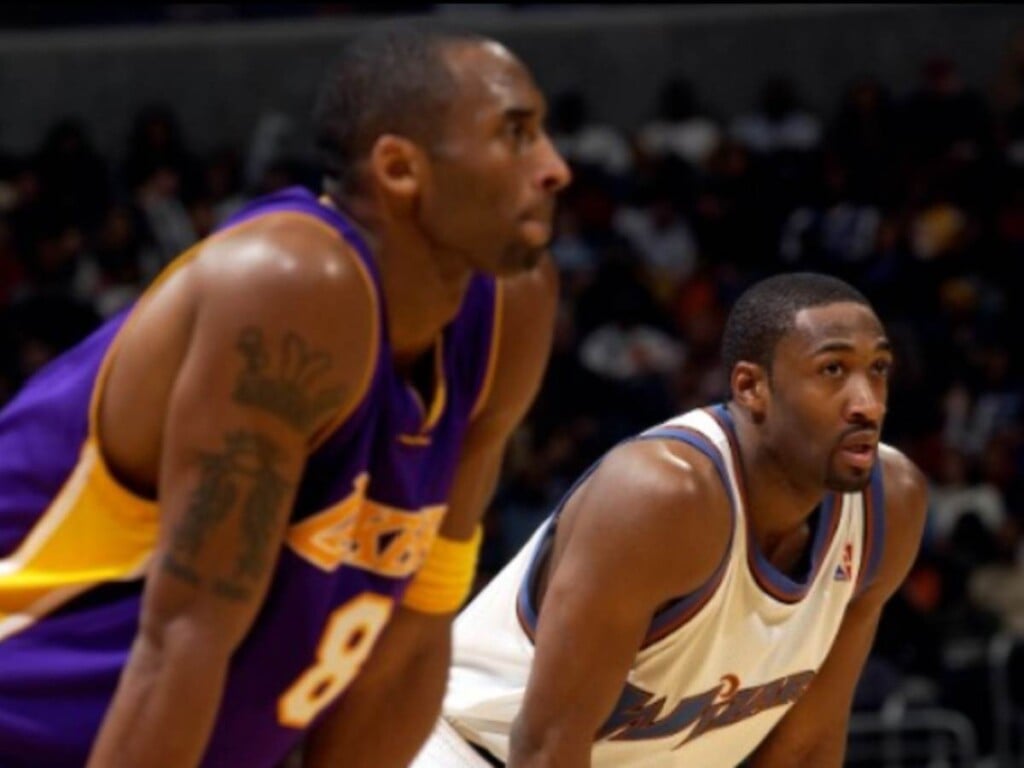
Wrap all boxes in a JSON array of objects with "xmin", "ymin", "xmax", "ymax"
[
  {"xmin": 725, "ymin": 402, "xmax": 826, "ymax": 551},
  {"xmin": 324, "ymin": 191, "xmax": 473, "ymax": 366}
]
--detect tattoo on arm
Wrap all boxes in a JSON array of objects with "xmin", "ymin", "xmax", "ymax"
[
  {"xmin": 233, "ymin": 327, "xmax": 347, "ymax": 433},
  {"xmin": 162, "ymin": 430, "xmax": 292, "ymax": 602}
]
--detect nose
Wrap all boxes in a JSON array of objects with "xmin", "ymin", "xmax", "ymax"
[
  {"xmin": 537, "ymin": 134, "xmax": 572, "ymax": 194},
  {"xmin": 845, "ymin": 374, "xmax": 885, "ymax": 426}
]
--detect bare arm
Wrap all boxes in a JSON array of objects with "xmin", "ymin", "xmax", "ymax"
[
  {"xmin": 507, "ymin": 439, "xmax": 732, "ymax": 768},
  {"xmin": 87, "ymin": 225, "xmax": 374, "ymax": 768},
  {"xmin": 304, "ymin": 257, "xmax": 560, "ymax": 768},
  {"xmin": 749, "ymin": 446, "xmax": 928, "ymax": 767}
]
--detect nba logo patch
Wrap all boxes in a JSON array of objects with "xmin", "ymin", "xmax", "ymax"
[{"xmin": 834, "ymin": 542, "xmax": 854, "ymax": 582}]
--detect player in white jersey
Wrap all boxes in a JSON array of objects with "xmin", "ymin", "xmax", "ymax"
[{"xmin": 413, "ymin": 271, "xmax": 928, "ymax": 767}]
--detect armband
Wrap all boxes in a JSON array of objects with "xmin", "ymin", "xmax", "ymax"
[{"xmin": 402, "ymin": 526, "xmax": 483, "ymax": 614}]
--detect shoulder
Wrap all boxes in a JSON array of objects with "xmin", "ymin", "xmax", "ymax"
[
  {"xmin": 559, "ymin": 434, "xmax": 733, "ymax": 600},
  {"xmin": 863, "ymin": 444, "xmax": 929, "ymax": 604},
  {"xmin": 879, "ymin": 444, "xmax": 928, "ymax": 509},
  {"xmin": 878, "ymin": 443, "xmax": 929, "ymax": 543},
  {"xmin": 192, "ymin": 212, "xmax": 377, "ymax": 316},
  {"xmin": 187, "ymin": 212, "xmax": 378, "ymax": 433},
  {"xmin": 590, "ymin": 436, "xmax": 729, "ymax": 515}
]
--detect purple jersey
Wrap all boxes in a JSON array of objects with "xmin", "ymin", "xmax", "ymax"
[{"xmin": 0, "ymin": 187, "xmax": 500, "ymax": 767}]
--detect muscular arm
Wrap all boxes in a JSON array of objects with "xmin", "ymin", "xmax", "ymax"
[
  {"xmin": 87, "ymin": 223, "xmax": 374, "ymax": 768},
  {"xmin": 304, "ymin": 257, "xmax": 560, "ymax": 767},
  {"xmin": 749, "ymin": 446, "xmax": 928, "ymax": 768},
  {"xmin": 507, "ymin": 440, "xmax": 731, "ymax": 768}
]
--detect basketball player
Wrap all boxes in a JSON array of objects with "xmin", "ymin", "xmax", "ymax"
[
  {"xmin": 0, "ymin": 25, "xmax": 570, "ymax": 768},
  {"xmin": 414, "ymin": 272, "xmax": 928, "ymax": 767}
]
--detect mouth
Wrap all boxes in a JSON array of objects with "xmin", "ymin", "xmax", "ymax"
[
  {"xmin": 837, "ymin": 436, "xmax": 878, "ymax": 470},
  {"xmin": 519, "ymin": 215, "xmax": 553, "ymax": 247},
  {"xmin": 523, "ymin": 201, "xmax": 556, "ymax": 225}
]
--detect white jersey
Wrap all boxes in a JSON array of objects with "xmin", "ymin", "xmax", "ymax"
[{"xmin": 437, "ymin": 405, "xmax": 886, "ymax": 767}]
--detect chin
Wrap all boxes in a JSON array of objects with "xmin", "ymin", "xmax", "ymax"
[
  {"xmin": 497, "ymin": 246, "xmax": 544, "ymax": 275},
  {"xmin": 825, "ymin": 470, "xmax": 873, "ymax": 494},
  {"xmin": 518, "ymin": 248, "xmax": 545, "ymax": 271}
]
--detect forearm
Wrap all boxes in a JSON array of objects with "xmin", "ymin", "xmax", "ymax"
[
  {"xmin": 303, "ymin": 610, "xmax": 450, "ymax": 768},
  {"xmin": 748, "ymin": 723, "xmax": 847, "ymax": 768},
  {"xmin": 87, "ymin": 636, "xmax": 228, "ymax": 768},
  {"xmin": 507, "ymin": 717, "xmax": 592, "ymax": 768}
]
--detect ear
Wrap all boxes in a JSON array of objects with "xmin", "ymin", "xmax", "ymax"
[
  {"xmin": 731, "ymin": 361, "xmax": 769, "ymax": 423},
  {"xmin": 368, "ymin": 134, "xmax": 425, "ymax": 203}
]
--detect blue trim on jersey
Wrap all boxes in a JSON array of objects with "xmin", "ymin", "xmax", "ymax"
[
  {"xmin": 710, "ymin": 403, "xmax": 842, "ymax": 604},
  {"xmin": 637, "ymin": 428, "xmax": 730, "ymax": 492},
  {"xmin": 515, "ymin": 423, "xmax": 739, "ymax": 644},
  {"xmin": 515, "ymin": 457, "xmax": 606, "ymax": 637},
  {"xmin": 856, "ymin": 460, "xmax": 886, "ymax": 596},
  {"xmin": 746, "ymin": 492, "xmax": 839, "ymax": 600},
  {"xmin": 633, "ymin": 427, "xmax": 737, "ymax": 646}
]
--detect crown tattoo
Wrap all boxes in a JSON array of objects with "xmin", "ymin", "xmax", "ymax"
[{"xmin": 233, "ymin": 327, "xmax": 347, "ymax": 432}]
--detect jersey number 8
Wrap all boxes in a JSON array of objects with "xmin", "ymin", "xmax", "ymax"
[{"xmin": 278, "ymin": 593, "xmax": 394, "ymax": 728}]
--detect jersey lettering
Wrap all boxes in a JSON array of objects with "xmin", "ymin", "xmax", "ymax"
[
  {"xmin": 598, "ymin": 671, "xmax": 816, "ymax": 747},
  {"xmin": 287, "ymin": 472, "xmax": 446, "ymax": 577}
]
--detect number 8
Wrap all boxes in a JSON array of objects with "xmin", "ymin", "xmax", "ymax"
[{"xmin": 278, "ymin": 593, "xmax": 394, "ymax": 728}]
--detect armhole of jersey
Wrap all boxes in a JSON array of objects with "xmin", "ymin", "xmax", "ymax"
[
  {"xmin": 633, "ymin": 426, "xmax": 736, "ymax": 649},
  {"xmin": 469, "ymin": 279, "xmax": 503, "ymax": 422},
  {"xmin": 515, "ymin": 517, "xmax": 555, "ymax": 643},
  {"xmin": 515, "ymin": 450, "xmax": 606, "ymax": 643},
  {"xmin": 86, "ymin": 236, "xmax": 210, "ymax": 440},
  {"xmin": 855, "ymin": 460, "xmax": 886, "ymax": 596}
]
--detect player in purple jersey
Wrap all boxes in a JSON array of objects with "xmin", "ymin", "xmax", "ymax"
[{"xmin": 0, "ymin": 23, "xmax": 570, "ymax": 768}]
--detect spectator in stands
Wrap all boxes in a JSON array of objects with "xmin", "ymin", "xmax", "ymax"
[
  {"xmin": 826, "ymin": 75, "xmax": 898, "ymax": 206},
  {"xmin": 635, "ymin": 76, "xmax": 721, "ymax": 169},
  {"xmin": 33, "ymin": 118, "xmax": 112, "ymax": 232},
  {"xmin": 731, "ymin": 76, "xmax": 822, "ymax": 154},
  {"xmin": 549, "ymin": 89, "xmax": 633, "ymax": 178}
]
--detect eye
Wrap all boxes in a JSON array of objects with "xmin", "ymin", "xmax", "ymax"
[
  {"xmin": 506, "ymin": 119, "xmax": 534, "ymax": 148},
  {"xmin": 820, "ymin": 361, "xmax": 845, "ymax": 378},
  {"xmin": 871, "ymin": 359, "xmax": 893, "ymax": 378}
]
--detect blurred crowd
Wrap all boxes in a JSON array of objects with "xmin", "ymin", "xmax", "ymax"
[{"xmin": 1, "ymin": 36, "xmax": 1023, "ymax": 760}]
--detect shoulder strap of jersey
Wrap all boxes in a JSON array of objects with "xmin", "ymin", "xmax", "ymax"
[
  {"xmin": 632, "ymin": 424, "xmax": 737, "ymax": 647},
  {"xmin": 855, "ymin": 459, "xmax": 885, "ymax": 596}
]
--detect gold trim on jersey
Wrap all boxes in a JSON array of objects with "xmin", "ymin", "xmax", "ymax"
[
  {"xmin": 397, "ymin": 335, "xmax": 448, "ymax": 446},
  {"xmin": 0, "ymin": 440, "xmax": 158, "ymax": 643}
]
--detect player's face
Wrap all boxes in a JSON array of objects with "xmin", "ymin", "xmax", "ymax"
[
  {"xmin": 764, "ymin": 302, "xmax": 892, "ymax": 493},
  {"xmin": 417, "ymin": 41, "xmax": 572, "ymax": 276}
]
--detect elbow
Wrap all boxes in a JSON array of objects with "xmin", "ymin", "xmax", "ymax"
[
  {"xmin": 135, "ymin": 598, "xmax": 238, "ymax": 675},
  {"xmin": 509, "ymin": 717, "xmax": 588, "ymax": 768}
]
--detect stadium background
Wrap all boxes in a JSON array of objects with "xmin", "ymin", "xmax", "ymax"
[{"xmin": 0, "ymin": 5, "xmax": 1022, "ymax": 765}]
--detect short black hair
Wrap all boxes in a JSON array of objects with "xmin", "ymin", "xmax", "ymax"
[
  {"xmin": 721, "ymin": 272, "xmax": 873, "ymax": 376},
  {"xmin": 312, "ymin": 22, "xmax": 487, "ymax": 196}
]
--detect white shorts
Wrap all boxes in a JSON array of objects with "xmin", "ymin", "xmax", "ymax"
[{"xmin": 411, "ymin": 716, "xmax": 495, "ymax": 768}]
